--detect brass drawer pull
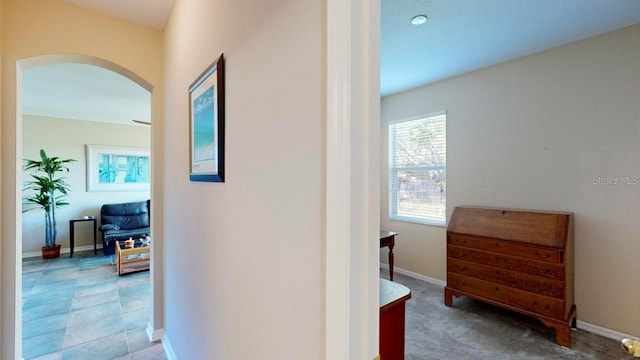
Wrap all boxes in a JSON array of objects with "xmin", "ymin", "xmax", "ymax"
[
  {"xmin": 534, "ymin": 250, "xmax": 552, "ymax": 260},
  {"xmin": 531, "ymin": 301, "xmax": 551, "ymax": 311},
  {"xmin": 534, "ymin": 266, "xmax": 554, "ymax": 276},
  {"xmin": 454, "ymin": 279, "xmax": 467, "ymax": 287}
]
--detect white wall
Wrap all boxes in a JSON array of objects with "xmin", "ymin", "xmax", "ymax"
[
  {"xmin": 1, "ymin": 0, "xmax": 164, "ymax": 356},
  {"xmin": 0, "ymin": 0, "xmax": 4, "ymax": 353},
  {"xmin": 381, "ymin": 24, "xmax": 640, "ymax": 336},
  {"xmin": 162, "ymin": 0, "xmax": 324, "ymax": 358},
  {"xmin": 22, "ymin": 115, "xmax": 150, "ymax": 254}
]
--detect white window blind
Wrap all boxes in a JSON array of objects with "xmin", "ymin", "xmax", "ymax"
[{"xmin": 389, "ymin": 112, "xmax": 446, "ymax": 226}]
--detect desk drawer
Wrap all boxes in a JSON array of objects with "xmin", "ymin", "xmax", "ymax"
[
  {"xmin": 447, "ymin": 245, "xmax": 565, "ymax": 280},
  {"xmin": 448, "ymin": 258, "xmax": 565, "ymax": 298},
  {"xmin": 448, "ymin": 234, "xmax": 562, "ymax": 263},
  {"xmin": 448, "ymin": 273, "xmax": 564, "ymax": 319}
]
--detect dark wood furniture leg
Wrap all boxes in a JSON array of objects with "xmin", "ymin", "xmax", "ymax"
[
  {"xmin": 93, "ymin": 219, "xmax": 97, "ymax": 254},
  {"xmin": 540, "ymin": 305, "xmax": 577, "ymax": 347},
  {"xmin": 388, "ymin": 242, "xmax": 395, "ymax": 281},
  {"xmin": 444, "ymin": 286, "xmax": 453, "ymax": 306},
  {"xmin": 380, "ymin": 231, "xmax": 397, "ymax": 281},
  {"xmin": 69, "ymin": 220, "xmax": 75, "ymax": 258}
]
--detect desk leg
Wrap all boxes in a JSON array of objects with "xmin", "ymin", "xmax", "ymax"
[
  {"xmin": 93, "ymin": 220, "xmax": 97, "ymax": 254},
  {"xmin": 388, "ymin": 242, "xmax": 394, "ymax": 282},
  {"xmin": 69, "ymin": 221, "xmax": 75, "ymax": 258}
]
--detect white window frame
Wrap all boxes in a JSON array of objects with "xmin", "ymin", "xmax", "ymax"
[{"xmin": 389, "ymin": 111, "xmax": 446, "ymax": 227}]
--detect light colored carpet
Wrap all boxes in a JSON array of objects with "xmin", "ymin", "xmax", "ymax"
[{"xmin": 383, "ymin": 269, "xmax": 629, "ymax": 360}]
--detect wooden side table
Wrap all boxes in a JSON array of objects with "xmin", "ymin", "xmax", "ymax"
[
  {"xmin": 380, "ymin": 278, "xmax": 411, "ymax": 360},
  {"xmin": 380, "ymin": 231, "xmax": 397, "ymax": 281},
  {"xmin": 69, "ymin": 217, "xmax": 97, "ymax": 258}
]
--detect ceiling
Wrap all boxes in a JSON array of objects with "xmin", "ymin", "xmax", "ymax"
[
  {"xmin": 61, "ymin": 0, "xmax": 176, "ymax": 31},
  {"xmin": 23, "ymin": 1, "xmax": 640, "ymax": 123},
  {"xmin": 23, "ymin": 0, "xmax": 177, "ymax": 126},
  {"xmin": 22, "ymin": 63, "xmax": 151, "ymax": 126},
  {"xmin": 381, "ymin": 0, "xmax": 640, "ymax": 96}
]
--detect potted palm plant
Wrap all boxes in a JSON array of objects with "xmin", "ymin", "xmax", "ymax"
[{"xmin": 23, "ymin": 149, "xmax": 76, "ymax": 259}]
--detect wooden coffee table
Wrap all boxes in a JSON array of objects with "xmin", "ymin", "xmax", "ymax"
[{"xmin": 116, "ymin": 239, "xmax": 150, "ymax": 275}]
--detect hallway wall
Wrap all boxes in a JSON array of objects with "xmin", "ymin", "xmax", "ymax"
[
  {"xmin": 0, "ymin": 0, "xmax": 164, "ymax": 357},
  {"xmin": 162, "ymin": 0, "xmax": 324, "ymax": 358}
]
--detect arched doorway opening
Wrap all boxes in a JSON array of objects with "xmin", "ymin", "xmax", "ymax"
[{"xmin": 11, "ymin": 54, "xmax": 161, "ymax": 359}]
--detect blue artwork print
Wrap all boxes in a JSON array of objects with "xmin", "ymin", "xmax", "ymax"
[
  {"xmin": 98, "ymin": 154, "xmax": 150, "ymax": 184},
  {"xmin": 193, "ymin": 86, "xmax": 216, "ymax": 162}
]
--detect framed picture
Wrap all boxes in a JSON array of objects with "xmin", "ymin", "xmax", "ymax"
[
  {"xmin": 189, "ymin": 53, "xmax": 225, "ymax": 182},
  {"xmin": 86, "ymin": 145, "xmax": 150, "ymax": 192}
]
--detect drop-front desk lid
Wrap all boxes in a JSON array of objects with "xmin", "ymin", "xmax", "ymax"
[{"xmin": 447, "ymin": 206, "xmax": 573, "ymax": 249}]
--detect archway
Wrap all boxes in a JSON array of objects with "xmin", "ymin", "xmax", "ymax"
[{"xmin": 10, "ymin": 54, "xmax": 160, "ymax": 359}]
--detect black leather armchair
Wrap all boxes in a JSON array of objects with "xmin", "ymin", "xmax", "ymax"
[{"xmin": 99, "ymin": 200, "xmax": 150, "ymax": 255}]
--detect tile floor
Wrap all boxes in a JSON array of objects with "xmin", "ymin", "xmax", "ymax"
[{"xmin": 22, "ymin": 250, "xmax": 167, "ymax": 360}]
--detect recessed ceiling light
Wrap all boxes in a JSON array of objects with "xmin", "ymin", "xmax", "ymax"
[{"xmin": 411, "ymin": 15, "xmax": 428, "ymax": 25}]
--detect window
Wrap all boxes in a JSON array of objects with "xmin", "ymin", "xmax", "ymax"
[{"xmin": 389, "ymin": 112, "xmax": 446, "ymax": 226}]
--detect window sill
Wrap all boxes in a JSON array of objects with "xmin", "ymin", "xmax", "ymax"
[{"xmin": 389, "ymin": 215, "xmax": 446, "ymax": 228}]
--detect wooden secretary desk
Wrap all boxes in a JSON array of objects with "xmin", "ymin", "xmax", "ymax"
[{"xmin": 445, "ymin": 206, "xmax": 576, "ymax": 347}]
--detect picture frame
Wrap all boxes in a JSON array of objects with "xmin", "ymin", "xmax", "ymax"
[
  {"xmin": 189, "ymin": 53, "xmax": 225, "ymax": 182},
  {"xmin": 86, "ymin": 145, "xmax": 150, "ymax": 192}
]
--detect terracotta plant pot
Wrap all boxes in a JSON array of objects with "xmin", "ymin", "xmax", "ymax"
[{"xmin": 42, "ymin": 244, "xmax": 61, "ymax": 259}]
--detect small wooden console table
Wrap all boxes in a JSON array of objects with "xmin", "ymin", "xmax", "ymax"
[
  {"xmin": 380, "ymin": 231, "xmax": 397, "ymax": 281},
  {"xmin": 380, "ymin": 278, "xmax": 411, "ymax": 360}
]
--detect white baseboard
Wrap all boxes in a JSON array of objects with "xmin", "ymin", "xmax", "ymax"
[
  {"xmin": 381, "ymin": 264, "xmax": 639, "ymax": 341},
  {"xmin": 576, "ymin": 320, "xmax": 637, "ymax": 341},
  {"xmin": 147, "ymin": 325, "xmax": 176, "ymax": 359},
  {"xmin": 22, "ymin": 244, "xmax": 103, "ymax": 259},
  {"xmin": 162, "ymin": 333, "xmax": 178, "ymax": 360},
  {"xmin": 380, "ymin": 263, "xmax": 446, "ymax": 287},
  {"xmin": 146, "ymin": 323, "xmax": 164, "ymax": 342}
]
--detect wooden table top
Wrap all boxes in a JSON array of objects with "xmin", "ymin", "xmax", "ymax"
[
  {"xmin": 380, "ymin": 231, "xmax": 398, "ymax": 239},
  {"xmin": 380, "ymin": 278, "xmax": 411, "ymax": 310}
]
